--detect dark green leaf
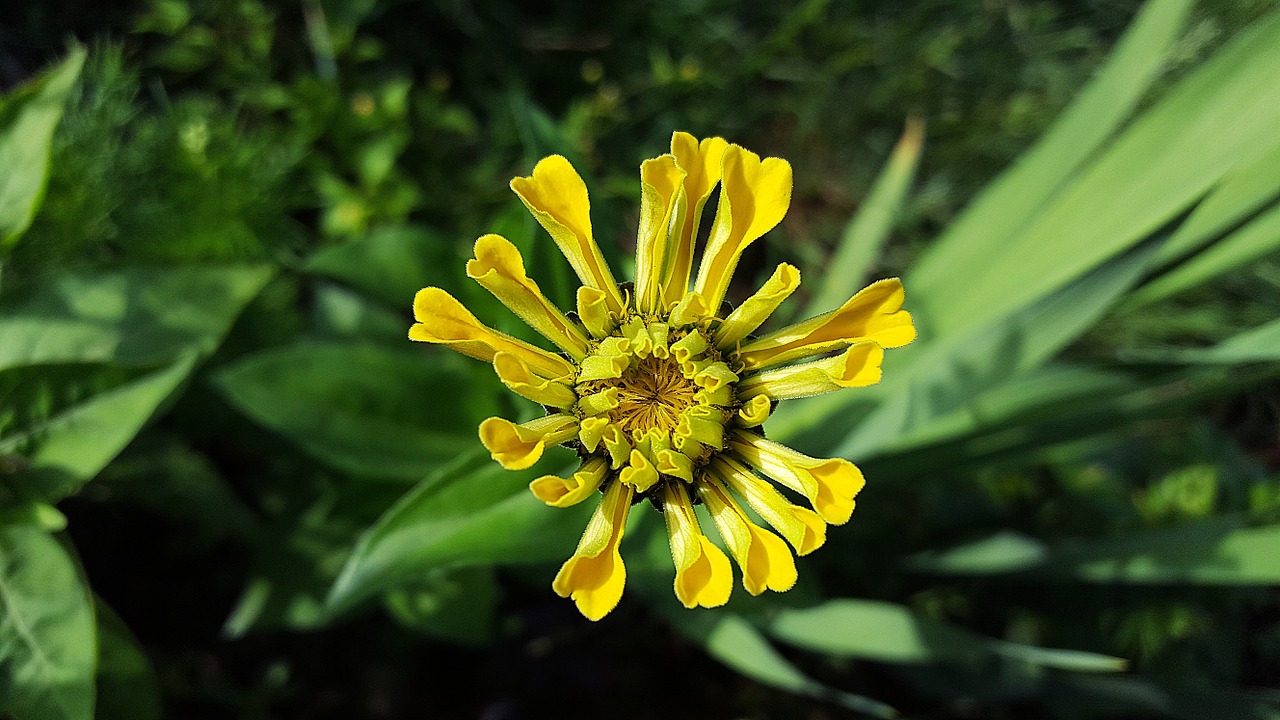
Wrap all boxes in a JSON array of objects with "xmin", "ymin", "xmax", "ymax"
[
  {"xmin": 93, "ymin": 600, "xmax": 159, "ymax": 720},
  {"xmin": 214, "ymin": 342, "xmax": 492, "ymax": 480},
  {"xmin": 327, "ymin": 451, "xmax": 591, "ymax": 612}
]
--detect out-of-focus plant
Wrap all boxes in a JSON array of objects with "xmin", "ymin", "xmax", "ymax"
[{"xmin": 2, "ymin": 0, "xmax": 1280, "ymax": 717}]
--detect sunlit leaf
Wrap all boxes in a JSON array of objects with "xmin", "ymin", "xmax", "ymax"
[
  {"xmin": 0, "ymin": 353, "xmax": 198, "ymax": 502},
  {"xmin": 0, "ymin": 265, "xmax": 272, "ymax": 372},
  {"xmin": 766, "ymin": 599, "xmax": 1126, "ymax": 672},
  {"xmin": 0, "ymin": 47, "xmax": 86, "ymax": 248},
  {"xmin": 0, "ymin": 524, "xmax": 96, "ymax": 720}
]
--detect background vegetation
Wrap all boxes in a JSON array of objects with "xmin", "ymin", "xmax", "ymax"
[{"xmin": 2, "ymin": 0, "xmax": 1280, "ymax": 717}]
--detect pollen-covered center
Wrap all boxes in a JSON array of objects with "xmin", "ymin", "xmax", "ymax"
[
  {"xmin": 611, "ymin": 356, "xmax": 699, "ymax": 434},
  {"xmin": 572, "ymin": 316, "xmax": 740, "ymax": 489}
]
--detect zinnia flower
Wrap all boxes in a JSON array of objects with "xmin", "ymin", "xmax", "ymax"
[{"xmin": 410, "ymin": 132, "xmax": 915, "ymax": 620}]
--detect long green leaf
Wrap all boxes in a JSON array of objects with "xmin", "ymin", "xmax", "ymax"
[
  {"xmin": 214, "ymin": 342, "xmax": 493, "ymax": 481},
  {"xmin": 914, "ymin": 517, "xmax": 1280, "ymax": 584},
  {"xmin": 805, "ymin": 117, "xmax": 924, "ymax": 316},
  {"xmin": 0, "ymin": 525, "xmax": 96, "ymax": 720},
  {"xmin": 0, "ymin": 354, "xmax": 197, "ymax": 502},
  {"xmin": 326, "ymin": 452, "xmax": 591, "ymax": 612},
  {"xmin": 1129, "ymin": 200, "xmax": 1280, "ymax": 306},
  {"xmin": 0, "ymin": 47, "xmax": 86, "ymax": 249},
  {"xmin": 93, "ymin": 600, "xmax": 159, "ymax": 720},
  {"xmin": 914, "ymin": 8, "xmax": 1280, "ymax": 337},
  {"xmin": 304, "ymin": 225, "xmax": 457, "ymax": 309},
  {"xmin": 676, "ymin": 612, "xmax": 897, "ymax": 718},
  {"xmin": 0, "ymin": 265, "xmax": 273, "ymax": 372},
  {"xmin": 907, "ymin": 0, "xmax": 1192, "ymax": 331},
  {"xmin": 766, "ymin": 599, "xmax": 1126, "ymax": 672}
]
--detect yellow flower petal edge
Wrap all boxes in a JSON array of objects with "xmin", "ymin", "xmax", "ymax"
[
  {"xmin": 662, "ymin": 480, "xmax": 732, "ymax": 609},
  {"xmin": 553, "ymin": 479, "xmax": 634, "ymax": 621},
  {"xmin": 409, "ymin": 131, "xmax": 913, "ymax": 620},
  {"xmin": 739, "ymin": 277, "xmax": 915, "ymax": 370},
  {"xmin": 467, "ymin": 234, "xmax": 590, "ymax": 359},
  {"xmin": 510, "ymin": 155, "xmax": 624, "ymax": 314}
]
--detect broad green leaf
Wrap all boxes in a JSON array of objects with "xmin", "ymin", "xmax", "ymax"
[
  {"xmin": 766, "ymin": 599, "xmax": 1125, "ymax": 672},
  {"xmin": 0, "ymin": 354, "xmax": 198, "ymax": 502},
  {"xmin": 327, "ymin": 452, "xmax": 591, "ymax": 612},
  {"xmin": 94, "ymin": 600, "xmax": 159, "ymax": 720},
  {"xmin": 915, "ymin": 517, "xmax": 1280, "ymax": 584},
  {"xmin": 0, "ymin": 265, "xmax": 273, "ymax": 372},
  {"xmin": 805, "ymin": 117, "xmax": 924, "ymax": 316},
  {"xmin": 677, "ymin": 612, "xmax": 897, "ymax": 718},
  {"xmin": 215, "ymin": 342, "xmax": 491, "ymax": 481},
  {"xmin": 1052, "ymin": 674, "xmax": 1280, "ymax": 720},
  {"xmin": 1129, "ymin": 200, "xmax": 1280, "ymax": 307},
  {"xmin": 0, "ymin": 47, "xmax": 86, "ymax": 248},
  {"xmin": 384, "ymin": 567, "xmax": 499, "ymax": 645},
  {"xmin": 0, "ymin": 525, "xmax": 96, "ymax": 720},
  {"xmin": 913, "ymin": 8, "xmax": 1280, "ymax": 338},
  {"xmin": 304, "ymin": 225, "xmax": 457, "ymax": 309},
  {"xmin": 908, "ymin": 0, "xmax": 1192, "ymax": 331}
]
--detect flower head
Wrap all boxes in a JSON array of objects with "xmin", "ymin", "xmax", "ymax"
[{"xmin": 411, "ymin": 132, "xmax": 915, "ymax": 620}]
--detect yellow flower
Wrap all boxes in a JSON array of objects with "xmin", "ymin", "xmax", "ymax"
[{"xmin": 410, "ymin": 132, "xmax": 915, "ymax": 620}]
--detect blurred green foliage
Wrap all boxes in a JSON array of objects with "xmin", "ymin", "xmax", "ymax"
[{"xmin": 2, "ymin": 0, "xmax": 1280, "ymax": 718}]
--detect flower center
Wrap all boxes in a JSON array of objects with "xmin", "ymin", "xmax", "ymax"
[
  {"xmin": 573, "ymin": 317, "xmax": 740, "ymax": 472},
  {"xmin": 611, "ymin": 355, "xmax": 700, "ymax": 435}
]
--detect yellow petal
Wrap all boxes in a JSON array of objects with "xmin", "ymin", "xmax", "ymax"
[
  {"xmin": 713, "ymin": 263, "xmax": 801, "ymax": 349},
  {"xmin": 729, "ymin": 430, "xmax": 865, "ymax": 525},
  {"xmin": 737, "ymin": 342, "xmax": 884, "ymax": 401},
  {"xmin": 530, "ymin": 457, "xmax": 609, "ymax": 508},
  {"xmin": 510, "ymin": 155, "xmax": 624, "ymax": 314},
  {"xmin": 738, "ymin": 278, "xmax": 915, "ymax": 370},
  {"xmin": 477, "ymin": 414, "xmax": 578, "ymax": 470},
  {"xmin": 737, "ymin": 395, "xmax": 772, "ymax": 428},
  {"xmin": 576, "ymin": 286, "xmax": 615, "ymax": 339},
  {"xmin": 635, "ymin": 155, "xmax": 687, "ymax": 313},
  {"xmin": 662, "ymin": 133, "xmax": 729, "ymax": 307},
  {"xmin": 619, "ymin": 448, "xmax": 659, "ymax": 493},
  {"xmin": 709, "ymin": 455, "xmax": 826, "ymax": 556},
  {"xmin": 668, "ymin": 290, "xmax": 711, "ymax": 327},
  {"xmin": 467, "ymin": 234, "xmax": 590, "ymax": 358},
  {"xmin": 697, "ymin": 477, "xmax": 796, "ymax": 595},
  {"xmin": 553, "ymin": 480, "xmax": 634, "ymax": 621},
  {"xmin": 693, "ymin": 145, "xmax": 793, "ymax": 312},
  {"xmin": 410, "ymin": 287, "xmax": 575, "ymax": 380},
  {"xmin": 662, "ymin": 481, "xmax": 732, "ymax": 609},
  {"xmin": 492, "ymin": 352, "xmax": 577, "ymax": 408}
]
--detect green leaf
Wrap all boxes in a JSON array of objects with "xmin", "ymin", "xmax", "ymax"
[
  {"xmin": 677, "ymin": 612, "xmax": 897, "ymax": 718},
  {"xmin": 766, "ymin": 599, "xmax": 1126, "ymax": 672},
  {"xmin": 805, "ymin": 117, "xmax": 924, "ymax": 316},
  {"xmin": 214, "ymin": 342, "xmax": 492, "ymax": 480},
  {"xmin": 0, "ymin": 354, "xmax": 198, "ymax": 502},
  {"xmin": 304, "ymin": 225, "xmax": 457, "ymax": 309},
  {"xmin": 915, "ymin": 517, "xmax": 1280, "ymax": 584},
  {"xmin": 913, "ymin": 7, "xmax": 1280, "ymax": 338},
  {"xmin": 0, "ymin": 47, "xmax": 86, "ymax": 249},
  {"xmin": 0, "ymin": 525, "xmax": 96, "ymax": 720},
  {"xmin": 384, "ymin": 567, "xmax": 499, "ymax": 645},
  {"xmin": 1124, "ymin": 317, "xmax": 1280, "ymax": 365},
  {"xmin": 0, "ymin": 265, "xmax": 273, "ymax": 372},
  {"xmin": 93, "ymin": 600, "xmax": 159, "ymax": 720},
  {"xmin": 327, "ymin": 452, "xmax": 592, "ymax": 613},
  {"xmin": 907, "ymin": 0, "xmax": 1192, "ymax": 333},
  {"xmin": 1130, "ymin": 200, "xmax": 1280, "ymax": 307}
]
